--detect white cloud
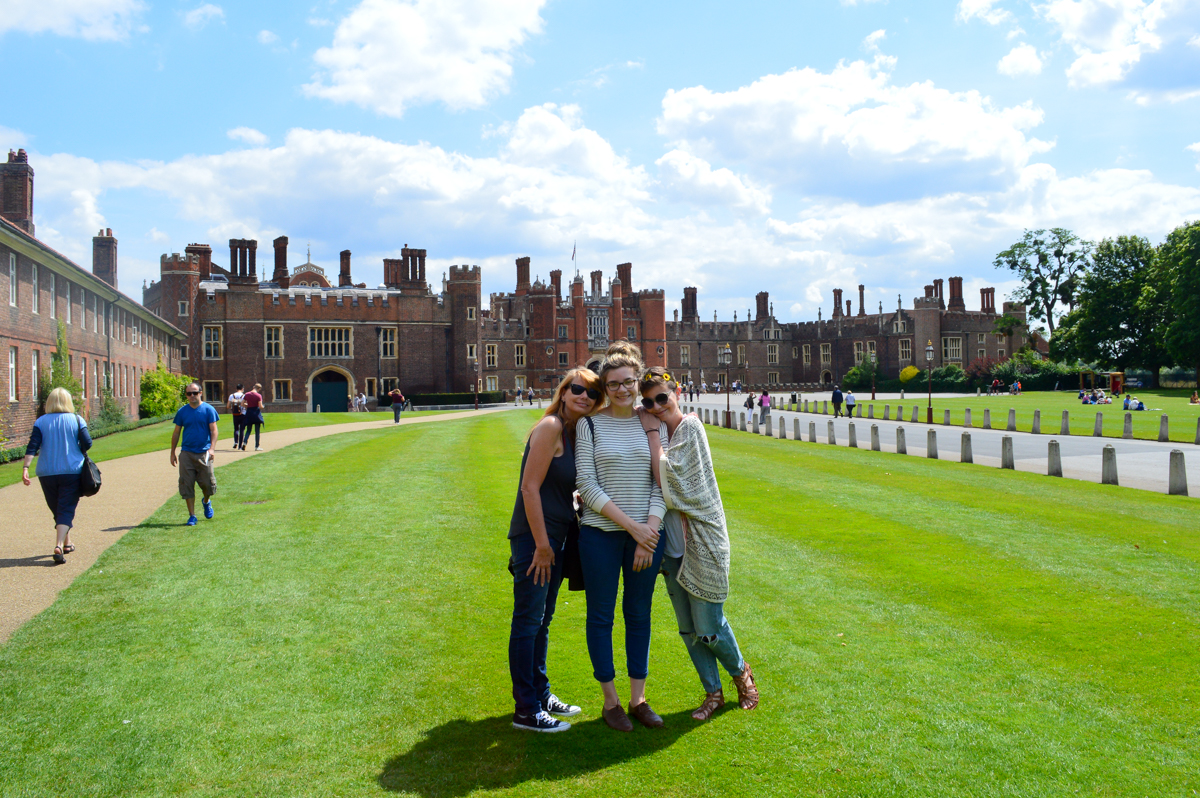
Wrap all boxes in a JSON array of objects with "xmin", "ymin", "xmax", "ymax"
[
  {"xmin": 304, "ymin": 0, "xmax": 547, "ymax": 117},
  {"xmin": 0, "ymin": 126, "xmax": 29, "ymax": 148},
  {"xmin": 227, "ymin": 127, "xmax": 269, "ymax": 146},
  {"xmin": 1038, "ymin": 0, "xmax": 1171, "ymax": 87},
  {"xmin": 1188, "ymin": 141, "xmax": 1200, "ymax": 169},
  {"xmin": 958, "ymin": 0, "xmax": 1013, "ymax": 25},
  {"xmin": 258, "ymin": 29, "xmax": 279, "ymax": 45},
  {"xmin": 863, "ymin": 29, "xmax": 887, "ymax": 53},
  {"xmin": 183, "ymin": 4, "xmax": 225, "ymax": 31},
  {"xmin": 655, "ymin": 150, "xmax": 771, "ymax": 214},
  {"xmin": 0, "ymin": 0, "xmax": 146, "ymax": 41},
  {"xmin": 998, "ymin": 43, "xmax": 1044, "ymax": 75},
  {"xmin": 147, "ymin": 227, "xmax": 171, "ymax": 243},
  {"xmin": 1190, "ymin": 33, "xmax": 1200, "ymax": 47},
  {"xmin": 657, "ymin": 55, "xmax": 1053, "ymax": 199}
]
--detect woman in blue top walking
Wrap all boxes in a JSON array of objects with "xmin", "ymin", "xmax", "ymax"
[{"xmin": 21, "ymin": 387, "xmax": 92, "ymax": 565}]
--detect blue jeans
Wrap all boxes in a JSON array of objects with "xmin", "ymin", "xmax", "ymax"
[
  {"xmin": 578, "ymin": 524, "xmax": 664, "ymax": 683},
  {"xmin": 508, "ymin": 532, "xmax": 566, "ymax": 717},
  {"xmin": 661, "ymin": 555, "xmax": 745, "ymax": 693}
]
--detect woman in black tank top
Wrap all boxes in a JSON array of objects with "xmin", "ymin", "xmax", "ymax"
[{"xmin": 507, "ymin": 367, "xmax": 602, "ymax": 733}]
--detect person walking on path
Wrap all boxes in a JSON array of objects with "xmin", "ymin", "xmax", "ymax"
[
  {"xmin": 227, "ymin": 384, "xmax": 246, "ymax": 450},
  {"xmin": 388, "ymin": 386, "xmax": 406, "ymax": 423},
  {"xmin": 20, "ymin": 387, "xmax": 92, "ymax": 565},
  {"xmin": 831, "ymin": 385, "xmax": 844, "ymax": 418},
  {"xmin": 844, "ymin": 390, "xmax": 856, "ymax": 416},
  {"xmin": 639, "ymin": 369, "xmax": 759, "ymax": 720},
  {"xmin": 575, "ymin": 341, "xmax": 668, "ymax": 733},
  {"xmin": 170, "ymin": 382, "xmax": 219, "ymax": 526},
  {"xmin": 758, "ymin": 390, "xmax": 770, "ymax": 426},
  {"xmin": 243, "ymin": 384, "xmax": 265, "ymax": 451},
  {"xmin": 507, "ymin": 366, "xmax": 602, "ymax": 733}
]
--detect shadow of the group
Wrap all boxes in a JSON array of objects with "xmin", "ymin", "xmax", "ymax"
[{"xmin": 378, "ymin": 710, "xmax": 698, "ymax": 796}]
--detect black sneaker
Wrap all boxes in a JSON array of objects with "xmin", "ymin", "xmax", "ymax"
[
  {"xmin": 543, "ymin": 694, "xmax": 582, "ymax": 717},
  {"xmin": 512, "ymin": 710, "xmax": 571, "ymax": 733}
]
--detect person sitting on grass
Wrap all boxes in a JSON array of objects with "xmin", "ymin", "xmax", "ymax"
[
  {"xmin": 507, "ymin": 366, "xmax": 602, "ymax": 733},
  {"xmin": 21, "ymin": 387, "xmax": 91, "ymax": 565},
  {"xmin": 169, "ymin": 382, "xmax": 219, "ymax": 526},
  {"xmin": 1191, "ymin": 391, "xmax": 1199, "ymax": 405},
  {"xmin": 639, "ymin": 368, "xmax": 759, "ymax": 721}
]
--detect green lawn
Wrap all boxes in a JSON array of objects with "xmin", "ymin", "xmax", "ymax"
[
  {"xmin": 1, "ymin": 411, "xmax": 1197, "ymax": 796},
  {"xmin": 0, "ymin": 410, "xmax": 456, "ymax": 488},
  {"xmin": 792, "ymin": 388, "xmax": 1200, "ymax": 443}
]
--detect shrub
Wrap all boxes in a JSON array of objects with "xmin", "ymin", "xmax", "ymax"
[
  {"xmin": 96, "ymin": 388, "xmax": 126, "ymax": 429},
  {"xmin": 37, "ymin": 320, "xmax": 84, "ymax": 414},
  {"xmin": 140, "ymin": 359, "xmax": 193, "ymax": 418},
  {"xmin": 899, "ymin": 365, "xmax": 922, "ymax": 383}
]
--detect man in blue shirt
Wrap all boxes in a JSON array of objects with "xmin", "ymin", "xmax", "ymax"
[{"xmin": 170, "ymin": 382, "xmax": 220, "ymax": 526}]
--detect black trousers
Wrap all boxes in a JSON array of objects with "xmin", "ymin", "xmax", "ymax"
[{"xmin": 39, "ymin": 474, "xmax": 82, "ymax": 528}]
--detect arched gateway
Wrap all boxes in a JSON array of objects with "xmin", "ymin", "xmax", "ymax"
[{"xmin": 309, "ymin": 367, "xmax": 353, "ymax": 412}]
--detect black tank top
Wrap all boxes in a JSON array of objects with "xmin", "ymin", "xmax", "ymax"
[{"xmin": 508, "ymin": 430, "xmax": 576, "ymax": 541}]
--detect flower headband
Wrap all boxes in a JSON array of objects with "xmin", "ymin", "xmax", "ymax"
[{"xmin": 641, "ymin": 371, "xmax": 674, "ymax": 385}]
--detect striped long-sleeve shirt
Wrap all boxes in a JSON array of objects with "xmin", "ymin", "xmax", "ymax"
[{"xmin": 576, "ymin": 413, "xmax": 667, "ymax": 533}]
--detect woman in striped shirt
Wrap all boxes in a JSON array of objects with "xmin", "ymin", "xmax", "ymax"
[{"xmin": 576, "ymin": 341, "xmax": 668, "ymax": 732}]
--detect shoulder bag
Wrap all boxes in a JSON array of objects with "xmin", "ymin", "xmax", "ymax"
[{"xmin": 77, "ymin": 415, "xmax": 102, "ymax": 497}]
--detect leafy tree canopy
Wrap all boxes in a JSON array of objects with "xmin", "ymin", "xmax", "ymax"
[
  {"xmin": 1160, "ymin": 220, "xmax": 1200, "ymax": 375},
  {"xmin": 993, "ymin": 228, "xmax": 1092, "ymax": 337}
]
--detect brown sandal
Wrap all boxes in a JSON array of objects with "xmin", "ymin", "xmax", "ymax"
[
  {"xmin": 733, "ymin": 662, "xmax": 759, "ymax": 710},
  {"xmin": 691, "ymin": 689, "xmax": 724, "ymax": 721}
]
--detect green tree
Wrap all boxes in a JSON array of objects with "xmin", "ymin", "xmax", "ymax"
[
  {"xmin": 992, "ymin": 314, "xmax": 1023, "ymax": 359},
  {"xmin": 993, "ymin": 228, "xmax": 1092, "ymax": 337},
  {"xmin": 139, "ymin": 358, "xmax": 192, "ymax": 418},
  {"xmin": 37, "ymin": 320, "xmax": 84, "ymax": 413},
  {"xmin": 1159, "ymin": 220, "xmax": 1200, "ymax": 381},
  {"xmin": 1048, "ymin": 236, "xmax": 1170, "ymax": 387}
]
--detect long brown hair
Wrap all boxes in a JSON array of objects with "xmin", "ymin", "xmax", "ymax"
[
  {"xmin": 540, "ymin": 366, "xmax": 603, "ymax": 443},
  {"xmin": 639, "ymin": 365, "xmax": 678, "ymax": 393}
]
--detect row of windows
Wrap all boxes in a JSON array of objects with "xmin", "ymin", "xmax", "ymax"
[
  {"xmin": 6, "ymin": 346, "xmax": 142, "ymax": 403},
  {"xmin": 678, "ymin": 335, "xmax": 1007, "ymax": 369},
  {"xmin": 199, "ymin": 326, "xmax": 403, "ymax": 361}
]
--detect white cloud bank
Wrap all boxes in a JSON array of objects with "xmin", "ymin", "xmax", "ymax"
[
  {"xmin": 998, "ymin": 43, "xmax": 1044, "ymax": 75},
  {"xmin": 0, "ymin": 0, "xmax": 146, "ymax": 41},
  {"xmin": 1039, "ymin": 0, "xmax": 1173, "ymax": 87},
  {"xmin": 183, "ymin": 4, "xmax": 224, "ymax": 31},
  {"xmin": 304, "ymin": 0, "xmax": 547, "ymax": 117},
  {"xmin": 227, "ymin": 127, "xmax": 269, "ymax": 146}
]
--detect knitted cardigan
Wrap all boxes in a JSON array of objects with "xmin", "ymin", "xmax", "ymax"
[{"xmin": 657, "ymin": 414, "xmax": 730, "ymax": 602}]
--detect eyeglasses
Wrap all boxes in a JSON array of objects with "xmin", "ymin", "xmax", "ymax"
[
  {"xmin": 568, "ymin": 383, "xmax": 601, "ymax": 401},
  {"xmin": 641, "ymin": 393, "xmax": 670, "ymax": 410},
  {"xmin": 605, "ymin": 377, "xmax": 638, "ymax": 391},
  {"xmin": 186, "ymin": 391, "xmax": 200, "ymax": 396}
]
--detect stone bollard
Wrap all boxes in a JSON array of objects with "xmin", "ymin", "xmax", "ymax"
[
  {"xmin": 740, "ymin": 412, "xmax": 747, "ymax": 432},
  {"xmin": 1123, "ymin": 413, "xmax": 1133, "ymax": 439},
  {"xmin": 804, "ymin": 399, "xmax": 809, "ymax": 412},
  {"xmin": 823, "ymin": 401, "xmax": 829, "ymax": 415},
  {"xmin": 1101, "ymin": 445, "xmax": 1118, "ymax": 485},
  {"xmin": 911, "ymin": 406, "xmax": 919, "ymax": 423},
  {"xmin": 868, "ymin": 405, "xmax": 874, "ymax": 419},
  {"xmin": 964, "ymin": 408, "xmax": 972, "ymax": 428},
  {"xmin": 894, "ymin": 405, "xmax": 902, "ymax": 422},
  {"xmin": 943, "ymin": 409, "xmax": 951, "ymax": 426},
  {"xmin": 1195, "ymin": 417, "xmax": 1200, "ymax": 446},
  {"xmin": 983, "ymin": 408, "xmax": 992, "ymax": 429},
  {"xmin": 752, "ymin": 414, "xmax": 759, "ymax": 434},
  {"xmin": 827, "ymin": 420, "xmax": 836, "ymax": 445},
  {"xmin": 1093, "ymin": 412, "xmax": 1103, "ymax": 437},
  {"xmin": 977, "ymin": 387, "xmax": 981, "ymax": 396},
  {"xmin": 1048, "ymin": 440, "xmax": 1062, "ymax": 477},
  {"xmin": 1060, "ymin": 410, "xmax": 1070, "ymax": 435},
  {"xmin": 704, "ymin": 408, "xmax": 710, "ymax": 424},
  {"xmin": 1001, "ymin": 436, "xmax": 1015, "ymax": 469},
  {"xmin": 961, "ymin": 432, "xmax": 973, "ymax": 463},
  {"xmin": 765, "ymin": 415, "xmax": 773, "ymax": 437},
  {"xmin": 794, "ymin": 418, "xmax": 801, "ymax": 441},
  {"xmin": 1007, "ymin": 408, "xmax": 1016, "ymax": 432},
  {"xmin": 871, "ymin": 424, "xmax": 880, "ymax": 451},
  {"xmin": 779, "ymin": 415, "xmax": 787, "ymax": 439},
  {"xmin": 1169, "ymin": 450, "xmax": 1188, "ymax": 496},
  {"xmin": 901, "ymin": 389, "xmax": 906, "ymax": 400},
  {"xmin": 849, "ymin": 422, "xmax": 858, "ymax": 448},
  {"xmin": 537, "ymin": 399, "xmax": 543, "ymax": 409},
  {"xmin": 1159, "ymin": 415, "xmax": 1170, "ymax": 443},
  {"xmin": 809, "ymin": 421, "xmax": 817, "ymax": 443},
  {"xmin": 316, "ymin": 404, "xmax": 321, "ymax": 412},
  {"xmin": 884, "ymin": 405, "xmax": 891, "ymax": 420},
  {"xmin": 896, "ymin": 426, "xmax": 907, "ymax": 455},
  {"xmin": 856, "ymin": 403, "xmax": 863, "ymax": 418},
  {"xmin": 1032, "ymin": 409, "xmax": 1040, "ymax": 435},
  {"xmin": 927, "ymin": 429, "xmax": 938, "ymax": 459}
]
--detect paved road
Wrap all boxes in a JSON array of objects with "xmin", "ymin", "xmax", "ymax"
[{"xmin": 682, "ymin": 395, "xmax": 1199, "ymax": 496}]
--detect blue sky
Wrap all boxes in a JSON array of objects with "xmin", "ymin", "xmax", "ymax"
[{"xmin": 3, "ymin": 0, "xmax": 1199, "ymax": 326}]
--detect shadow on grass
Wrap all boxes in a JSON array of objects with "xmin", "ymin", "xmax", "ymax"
[{"xmin": 378, "ymin": 711, "xmax": 698, "ymax": 796}]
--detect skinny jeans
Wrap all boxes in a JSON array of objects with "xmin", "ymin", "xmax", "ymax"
[
  {"xmin": 508, "ymin": 532, "xmax": 566, "ymax": 716},
  {"xmin": 661, "ymin": 555, "xmax": 744, "ymax": 693}
]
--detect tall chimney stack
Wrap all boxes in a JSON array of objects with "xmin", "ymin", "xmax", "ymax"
[
  {"xmin": 515, "ymin": 256, "xmax": 531, "ymax": 295},
  {"xmin": 756, "ymin": 291, "xmax": 769, "ymax": 320},
  {"xmin": 339, "ymin": 250, "xmax": 352, "ymax": 287},
  {"xmin": 832, "ymin": 288, "xmax": 843, "ymax": 317},
  {"xmin": 1, "ymin": 149, "xmax": 34, "ymax": 235},
  {"xmin": 549, "ymin": 269, "xmax": 562, "ymax": 303},
  {"xmin": 92, "ymin": 228, "xmax": 118, "ymax": 288},
  {"xmin": 273, "ymin": 236, "xmax": 289, "ymax": 287},
  {"xmin": 617, "ymin": 262, "xmax": 632, "ymax": 293},
  {"xmin": 858, "ymin": 284, "xmax": 866, "ymax": 316}
]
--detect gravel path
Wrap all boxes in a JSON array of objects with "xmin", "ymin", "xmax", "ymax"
[{"xmin": 0, "ymin": 408, "xmax": 517, "ymax": 644}]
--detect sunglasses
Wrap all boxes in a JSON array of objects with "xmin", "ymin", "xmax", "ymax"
[
  {"xmin": 186, "ymin": 391, "xmax": 201, "ymax": 396},
  {"xmin": 641, "ymin": 393, "xmax": 670, "ymax": 410},
  {"xmin": 568, "ymin": 383, "xmax": 601, "ymax": 401}
]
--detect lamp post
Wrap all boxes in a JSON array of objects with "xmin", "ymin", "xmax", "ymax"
[
  {"xmin": 925, "ymin": 339, "xmax": 935, "ymax": 424},
  {"xmin": 719, "ymin": 343, "xmax": 732, "ymax": 427},
  {"xmin": 869, "ymin": 349, "xmax": 877, "ymax": 401}
]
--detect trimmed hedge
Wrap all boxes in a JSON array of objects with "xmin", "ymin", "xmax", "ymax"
[{"xmin": 408, "ymin": 391, "xmax": 506, "ymax": 406}]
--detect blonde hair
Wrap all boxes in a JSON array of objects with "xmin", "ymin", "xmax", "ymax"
[
  {"xmin": 544, "ymin": 367, "xmax": 603, "ymax": 421},
  {"xmin": 599, "ymin": 340, "xmax": 644, "ymax": 388},
  {"xmin": 253, "ymin": 383, "xmax": 262, "ymax": 392},
  {"xmin": 45, "ymin": 387, "xmax": 75, "ymax": 415},
  {"xmin": 639, "ymin": 365, "xmax": 677, "ymax": 392}
]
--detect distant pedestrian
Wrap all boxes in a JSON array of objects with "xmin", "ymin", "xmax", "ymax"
[
  {"xmin": 758, "ymin": 390, "xmax": 770, "ymax": 425},
  {"xmin": 170, "ymin": 382, "xmax": 219, "ymax": 526},
  {"xmin": 389, "ymin": 386, "xmax": 406, "ymax": 423},
  {"xmin": 528, "ymin": 387, "xmax": 535, "ymax": 406},
  {"xmin": 844, "ymin": 390, "xmax": 856, "ymax": 416},
  {"xmin": 831, "ymin": 385, "xmax": 844, "ymax": 418},
  {"xmin": 21, "ymin": 387, "xmax": 91, "ymax": 564},
  {"xmin": 227, "ymin": 383, "xmax": 245, "ymax": 450},
  {"xmin": 243, "ymin": 384, "xmax": 265, "ymax": 451}
]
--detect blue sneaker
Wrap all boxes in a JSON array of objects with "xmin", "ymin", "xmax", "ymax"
[
  {"xmin": 186, "ymin": 515, "xmax": 198, "ymax": 526},
  {"xmin": 203, "ymin": 499, "xmax": 214, "ymax": 519}
]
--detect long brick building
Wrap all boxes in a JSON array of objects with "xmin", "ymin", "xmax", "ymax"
[{"xmin": 1, "ymin": 150, "xmax": 188, "ymax": 444}]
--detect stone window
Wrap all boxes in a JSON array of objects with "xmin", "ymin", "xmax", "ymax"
[
  {"xmin": 893, "ymin": 320, "xmax": 906, "ymax": 333},
  {"xmin": 308, "ymin": 327, "xmax": 352, "ymax": 358},
  {"xmin": 515, "ymin": 375, "xmax": 527, "ymax": 391},
  {"xmin": 486, "ymin": 375, "xmax": 498, "ymax": 391},
  {"xmin": 467, "ymin": 306, "xmax": 476, "ymax": 321},
  {"xmin": 792, "ymin": 346, "xmax": 798, "ymax": 359},
  {"xmin": 998, "ymin": 349, "xmax": 1006, "ymax": 359},
  {"xmin": 899, "ymin": 339, "xmax": 912, "ymax": 362},
  {"xmin": 996, "ymin": 333, "xmax": 1005, "ymax": 343},
  {"xmin": 942, "ymin": 336, "xmax": 962, "ymax": 362},
  {"xmin": 381, "ymin": 378, "xmax": 397, "ymax": 395},
  {"xmin": 380, "ymin": 327, "xmax": 397, "ymax": 359},
  {"xmin": 767, "ymin": 372, "xmax": 779, "ymax": 385},
  {"xmin": 65, "ymin": 281, "xmax": 72, "ymax": 324},
  {"xmin": 8, "ymin": 346, "xmax": 16, "ymax": 401},
  {"xmin": 978, "ymin": 348, "xmax": 986, "ymax": 361},
  {"xmin": 868, "ymin": 340, "xmax": 876, "ymax": 360},
  {"xmin": 820, "ymin": 343, "xmax": 831, "ymax": 365},
  {"xmin": 80, "ymin": 288, "xmax": 85, "ymax": 328},
  {"xmin": 203, "ymin": 381, "xmax": 223, "ymax": 403},
  {"xmin": 854, "ymin": 342, "xmax": 864, "ymax": 364},
  {"xmin": 265, "ymin": 326, "xmax": 282, "ymax": 359},
  {"xmin": 93, "ymin": 360, "xmax": 100, "ymax": 397},
  {"xmin": 31, "ymin": 264, "xmax": 38, "ymax": 314},
  {"xmin": 558, "ymin": 325, "xmax": 568, "ymax": 340},
  {"xmin": 178, "ymin": 300, "xmax": 189, "ymax": 316},
  {"xmin": 773, "ymin": 329, "xmax": 781, "ymax": 340},
  {"xmin": 680, "ymin": 346, "xmax": 690, "ymax": 366},
  {"xmin": 366, "ymin": 378, "xmax": 377, "ymax": 398},
  {"xmin": 467, "ymin": 343, "xmax": 477, "ymax": 361},
  {"xmin": 92, "ymin": 294, "xmax": 98, "ymax": 332},
  {"xmin": 81, "ymin": 357, "xmax": 87, "ymax": 397},
  {"xmin": 48, "ymin": 273, "xmax": 55, "ymax": 319},
  {"xmin": 485, "ymin": 344, "xmax": 497, "ymax": 368},
  {"xmin": 768, "ymin": 344, "xmax": 779, "ymax": 365},
  {"xmin": 558, "ymin": 351, "xmax": 569, "ymax": 367},
  {"xmin": 515, "ymin": 344, "xmax": 526, "ymax": 367},
  {"xmin": 203, "ymin": 326, "xmax": 223, "ymax": 360},
  {"xmin": 978, "ymin": 333, "xmax": 986, "ymax": 344},
  {"xmin": 7, "ymin": 254, "xmax": 14, "ymax": 307},
  {"xmin": 31, "ymin": 350, "xmax": 39, "ymax": 401},
  {"xmin": 180, "ymin": 344, "xmax": 189, "ymax": 360},
  {"xmin": 737, "ymin": 344, "xmax": 746, "ymax": 366},
  {"xmin": 803, "ymin": 344, "xmax": 811, "ymax": 365},
  {"xmin": 273, "ymin": 380, "xmax": 291, "ymax": 401}
]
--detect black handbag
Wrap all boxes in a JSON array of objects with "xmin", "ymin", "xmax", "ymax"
[{"xmin": 76, "ymin": 415, "xmax": 102, "ymax": 497}]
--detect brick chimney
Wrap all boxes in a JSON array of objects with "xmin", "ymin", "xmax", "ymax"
[
  {"xmin": 549, "ymin": 269, "xmax": 562, "ymax": 303},
  {"xmin": 617, "ymin": 262, "xmax": 632, "ymax": 293},
  {"xmin": 273, "ymin": 236, "xmax": 289, "ymax": 287},
  {"xmin": 756, "ymin": 291, "xmax": 769, "ymax": 320},
  {"xmin": 832, "ymin": 288, "xmax": 843, "ymax": 317},
  {"xmin": 682, "ymin": 287, "xmax": 698, "ymax": 320},
  {"xmin": 858, "ymin": 284, "xmax": 866, "ymax": 316},
  {"xmin": 339, "ymin": 250, "xmax": 352, "ymax": 287},
  {"xmin": 515, "ymin": 256, "xmax": 531, "ymax": 295},
  {"xmin": 590, "ymin": 270, "xmax": 603, "ymax": 298},
  {"xmin": 947, "ymin": 276, "xmax": 965, "ymax": 310},
  {"xmin": 1, "ymin": 149, "xmax": 34, "ymax": 235},
  {"xmin": 92, "ymin": 228, "xmax": 118, "ymax": 288},
  {"xmin": 185, "ymin": 243, "xmax": 212, "ymax": 280},
  {"xmin": 933, "ymin": 278, "xmax": 944, "ymax": 308}
]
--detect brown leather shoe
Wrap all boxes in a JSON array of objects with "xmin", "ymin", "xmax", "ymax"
[
  {"xmin": 602, "ymin": 704, "xmax": 633, "ymax": 732},
  {"xmin": 691, "ymin": 689, "xmax": 725, "ymax": 721},
  {"xmin": 733, "ymin": 662, "xmax": 759, "ymax": 710},
  {"xmin": 628, "ymin": 701, "xmax": 664, "ymax": 728}
]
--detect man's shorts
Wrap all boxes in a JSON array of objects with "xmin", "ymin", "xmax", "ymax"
[{"xmin": 178, "ymin": 450, "xmax": 217, "ymax": 501}]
